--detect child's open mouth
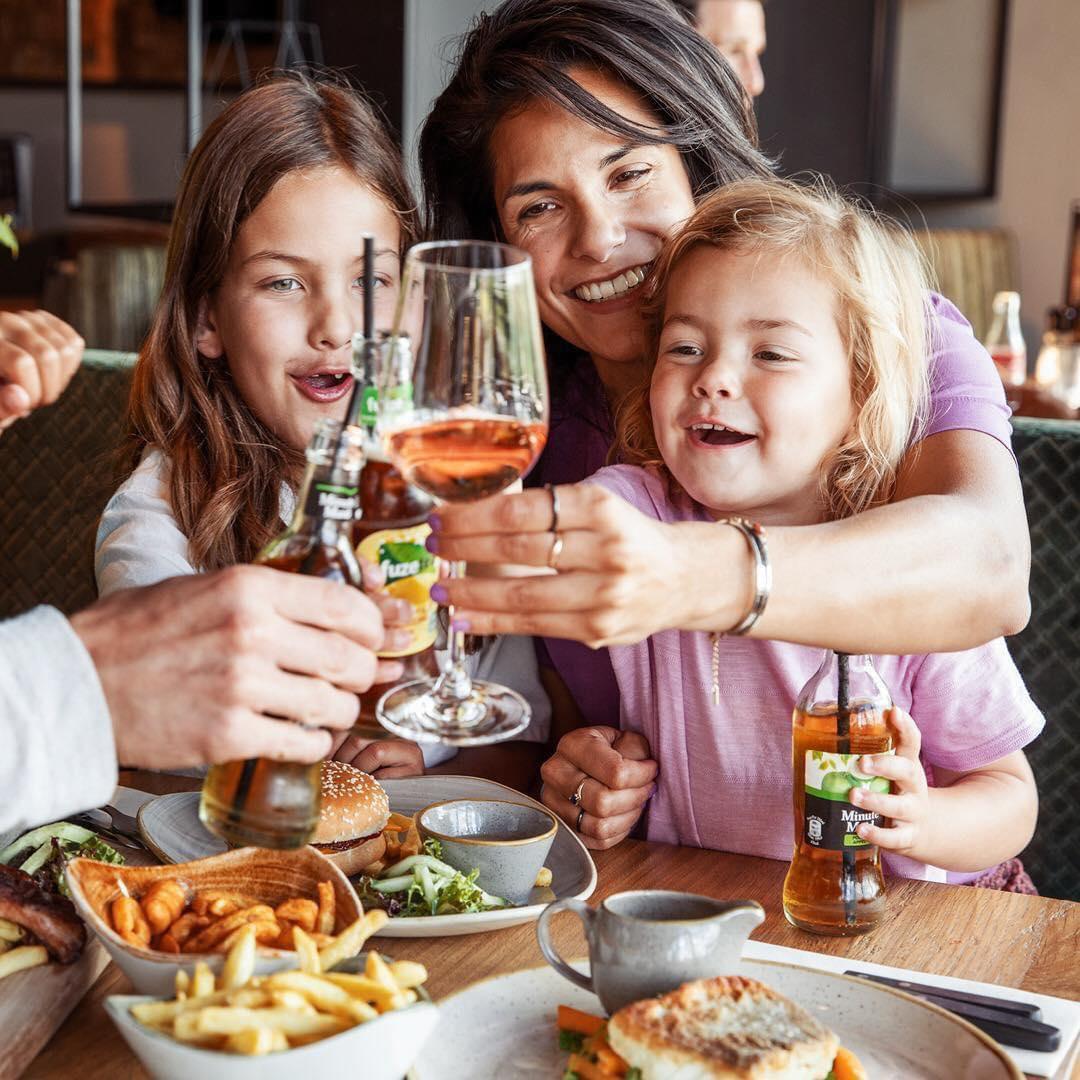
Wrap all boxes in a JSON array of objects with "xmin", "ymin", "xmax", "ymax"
[
  {"xmin": 291, "ymin": 371, "xmax": 354, "ymax": 403},
  {"xmin": 688, "ymin": 422, "xmax": 756, "ymax": 449}
]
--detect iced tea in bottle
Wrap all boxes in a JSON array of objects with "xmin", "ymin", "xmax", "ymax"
[
  {"xmin": 199, "ymin": 419, "xmax": 364, "ymax": 849},
  {"xmin": 782, "ymin": 651, "xmax": 893, "ymax": 935},
  {"xmin": 351, "ymin": 334, "xmax": 439, "ymax": 734}
]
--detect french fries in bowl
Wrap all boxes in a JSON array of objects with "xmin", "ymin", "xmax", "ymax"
[
  {"xmin": 104, "ymin": 919, "xmax": 439, "ymax": 1080},
  {"xmin": 64, "ymin": 846, "xmax": 363, "ymax": 996}
]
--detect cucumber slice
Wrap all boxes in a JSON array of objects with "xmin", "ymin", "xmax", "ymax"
[{"xmin": 0, "ymin": 822, "xmax": 95, "ymax": 866}]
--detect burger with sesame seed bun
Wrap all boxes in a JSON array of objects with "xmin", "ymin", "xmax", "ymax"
[{"xmin": 311, "ymin": 761, "xmax": 390, "ymax": 876}]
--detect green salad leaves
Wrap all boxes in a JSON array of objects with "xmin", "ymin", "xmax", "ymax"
[
  {"xmin": 0, "ymin": 821, "xmax": 124, "ymax": 897},
  {"xmin": 353, "ymin": 838, "xmax": 510, "ymax": 917}
]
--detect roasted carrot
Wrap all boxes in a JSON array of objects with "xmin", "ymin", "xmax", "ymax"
[
  {"xmin": 593, "ymin": 1041, "xmax": 627, "ymax": 1074},
  {"xmin": 558, "ymin": 1005, "xmax": 606, "ymax": 1037},
  {"xmin": 566, "ymin": 1052, "xmax": 621, "ymax": 1080},
  {"xmin": 833, "ymin": 1046, "xmax": 868, "ymax": 1080}
]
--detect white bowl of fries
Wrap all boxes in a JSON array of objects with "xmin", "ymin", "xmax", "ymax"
[
  {"xmin": 65, "ymin": 846, "xmax": 373, "ymax": 996},
  {"xmin": 104, "ymin": 924, "xmax": 439, "ymax": 1080}
]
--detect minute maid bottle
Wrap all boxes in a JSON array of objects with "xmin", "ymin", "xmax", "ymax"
[
  {"xmin": 352, "ymin": 333, "xmax": 439, "ymax": 733},
  {"xmin": 782, "ymin": 652, "xmax": 893, "ymax": 936}
]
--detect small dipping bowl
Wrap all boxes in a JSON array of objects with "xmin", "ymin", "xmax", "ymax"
[{"xmin": 417, "ymin": 799, "xmax": 558, "ymax": 906}]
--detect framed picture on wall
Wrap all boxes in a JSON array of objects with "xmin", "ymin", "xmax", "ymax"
[{"xmin": 881, "ymin": 0, "xmax": 1010, "ymax": 201}]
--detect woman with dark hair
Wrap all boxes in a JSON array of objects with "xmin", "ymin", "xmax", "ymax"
[{"xmin": 419, "ymin": 0, "xmax": 1030, "ymax": 848}]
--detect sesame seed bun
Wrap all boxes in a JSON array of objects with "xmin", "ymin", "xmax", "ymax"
[{"xmin": 311, "ymin": 761, "xmax": 390, "ymax": 876}]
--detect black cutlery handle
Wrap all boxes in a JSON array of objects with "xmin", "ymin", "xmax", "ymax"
[
  {"xmin": 918, "ymin": 995, "xmax": 1061, "ymax": 1053},
  {"xmin": 843, "ymin": 972, "xmax": 1060, "ymax": 1053},
  {"xmin": 844, "ymin": 971, "xmax": 1041, "ymax": 1018}
]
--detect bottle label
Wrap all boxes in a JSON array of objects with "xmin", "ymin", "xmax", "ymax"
[
  {"xmin": 357, "ymin": 524, "xmax": 437, "ymax": 657},
  {"xmin": 360, "ymin": 385, "xmax": 379, "ymax": 428},
  {"xmin": 802, "ymin": 750, "xmax": 892, "ymax": 850},
  {"xmin": 306, "ymin": 482, "xmax": 359, "ymax": 522},
  {"xmin": 988, "ymin": 348, "xmax": 1026, "ymax": 387}
]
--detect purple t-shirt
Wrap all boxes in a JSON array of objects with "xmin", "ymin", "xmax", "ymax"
[
  {"xmin": 592, "ymin": 464, "xmax": 1043, "ymax": 881},
  {"xmin": 528, "ymin": 294, "xmax": 1014, "ymax": 725}
]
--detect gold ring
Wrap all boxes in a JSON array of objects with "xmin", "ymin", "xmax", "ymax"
[
  {"xmin": 545, "ymin": 483, "xmax": 561, "ymax": 532},
  {"xmin": 569, "ymin": 777, "xmax": 587, "ymax": 806},
  {"xmin": 576, "ymin": 807, "xmax": 586, "ymax": 831},
  {"xmin": 547, "ymin": 532, "xmax": 564, "ymax": 570}
]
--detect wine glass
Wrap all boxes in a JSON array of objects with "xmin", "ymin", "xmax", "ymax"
[{"xmin": 374, "ymin": 241, "xmax": 549, "ymax": 745}]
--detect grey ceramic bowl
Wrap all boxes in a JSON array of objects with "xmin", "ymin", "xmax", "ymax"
[{"xmin": 417, "ymin": 799, "xmax": 558, "ymax": 905}]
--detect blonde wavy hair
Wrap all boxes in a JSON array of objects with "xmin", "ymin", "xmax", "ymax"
[
  {"xmin": 618, "ymin": 177, "xmax": 931, "ymax": 520},
  {"xmin": 126, "ymin": 73, "xmax": 419, "ymax": 570}
]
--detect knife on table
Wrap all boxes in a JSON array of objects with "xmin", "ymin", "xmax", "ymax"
[{"xmin": 844, "ymin": 971, "xmax": 1061, "ymax": 1052}]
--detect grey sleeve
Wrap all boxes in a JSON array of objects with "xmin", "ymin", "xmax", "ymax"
[
  {"xmin": 0, "ymin": 607, "xmax": 117, "ymax": 837},
  {"xmin": 96, "ymin": 449, "xmax": 197, "ymax": 596}
]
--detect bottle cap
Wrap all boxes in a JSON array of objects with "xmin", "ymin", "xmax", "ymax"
[{"xmin": 1046, "ymin": 305, "xmax": 1079, "ymax": 333}]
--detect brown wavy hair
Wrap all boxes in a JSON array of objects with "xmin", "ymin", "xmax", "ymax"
[
  {"xmin": 618, "ymin": 177, "xmax": 931, "ymax": 520},
  {"xmin": 420, "ymin": 0, "xmax": 771, "ymax": 240},
  {"xmin": 125, "ymin": 73, "xmax": 419, "ymax": 571}
]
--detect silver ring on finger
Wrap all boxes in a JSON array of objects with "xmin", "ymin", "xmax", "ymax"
[
  {"xmin": 547, "ymin": 532, "xmax": 565, "ymax": 571},
  {"xmin": 545, "ymin": 483, "xmax": 561, "ymax": 532},
  {"xmin": 569, "ymin": 777, "xmax": 587, "ymax": 806},
  {"xmin": 575, "ymin": 807, "xmax": 586, "ymax": 832}
]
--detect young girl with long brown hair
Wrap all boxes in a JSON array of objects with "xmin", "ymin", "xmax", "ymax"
[{"xmin": 95, "ymin": 74, "xmax": 551, "ymax": 778}]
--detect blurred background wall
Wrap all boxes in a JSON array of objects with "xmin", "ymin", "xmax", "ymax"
[{"xmin": 0, "ymin": 0, "xmax": 1075, "ymax": 358}]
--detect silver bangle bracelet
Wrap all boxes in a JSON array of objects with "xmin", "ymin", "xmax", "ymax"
[{"xmin": 718, "ymin": 517, "xmax": 771, "ymax": 635}]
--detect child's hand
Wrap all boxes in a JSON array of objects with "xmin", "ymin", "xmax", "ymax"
[
  {"xmin": 331, "ymin": 732, "xmax": 425, "ymax": 778},
  {"xmin": 849, "ymin": 707, "xmax": 929, "ymax": 855}
]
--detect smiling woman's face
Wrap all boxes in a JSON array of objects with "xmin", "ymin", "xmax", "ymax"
[{"xmin": 489, "ymin": 68, "xmax": 695, "ymax": 372}]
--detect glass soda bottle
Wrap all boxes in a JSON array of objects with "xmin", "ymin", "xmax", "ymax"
[
  {"xmin": 782, "ymin": 651, "xmax": 893, "ymax": 936},
  {"xmin": 351, "ymin": 333, "xmax": 439, "ymax": 735},
  {"xmin": 199, "ymin": 419, "xmax": 364, "ymax": 849},
  {"xmin": 984, "ymin": 291, "xmax": 1027, "ymax": 405}
]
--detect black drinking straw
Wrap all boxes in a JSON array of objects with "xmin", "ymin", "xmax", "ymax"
[
  {"xmin": 229, "ymin": 237, "xmax": 376, "ymax": 830},
  {"xmin": 836, "ymin": 652, "xmax": 858, "ymax": 926},
  {"xmin": 342, "ymin": 233, "xmax": 376, "ymax": 431}
]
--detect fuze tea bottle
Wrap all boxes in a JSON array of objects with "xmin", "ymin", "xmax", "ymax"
[
  {"xmin": 199, "ymin": 419, "xmax": 364, "ymax": 849},
  {"xmin": 782, "ymin": 651, "xmax": 893, "ymax": 935},
  {"xmin": 351, "ymin": 333, "xmax": 439, "ymax": 734}
]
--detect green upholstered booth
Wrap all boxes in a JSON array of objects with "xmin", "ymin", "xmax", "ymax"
[{"xmin": 1009, "ymin": 416, "xmax": 1080, "ymax": 901}]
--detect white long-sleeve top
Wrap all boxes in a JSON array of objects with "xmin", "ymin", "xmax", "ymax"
[
  {"xmin": 0, "ymin": 606, "xmax": 117, "ymax": 837},
  {"xmin": 96, "ymin": 450, "xmax": 551, "ymax": 766}
]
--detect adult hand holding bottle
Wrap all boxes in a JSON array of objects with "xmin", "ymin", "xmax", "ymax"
[{"xmin": 71, "ymin": 565, "xmax": 395, "ymax": 769}]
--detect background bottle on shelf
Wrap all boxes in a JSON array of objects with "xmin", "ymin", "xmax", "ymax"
[
  {"xmin": 1033, "ymin": 305, "xmax": 1080, "ymax": 415},
  {"xmin": 983, "ymin": 291, "xmax": 1027, "ymax": 409}
]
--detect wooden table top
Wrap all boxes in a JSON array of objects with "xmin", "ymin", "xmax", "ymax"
[{"xmin": 23, "ymin": 772, "xmax": 1080, "ymax": 1079}]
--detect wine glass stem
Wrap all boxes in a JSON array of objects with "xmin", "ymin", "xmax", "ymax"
[{"xmin": 433, "ymin": 559, "xmax": 473, "ymax": 705}]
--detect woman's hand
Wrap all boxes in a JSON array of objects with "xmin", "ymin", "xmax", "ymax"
[
  {"xmin": 849, "ymin": 708, "xmax": 928, "ymax": 855},
  {"xmin": 540, "ymin": 726, "xmax": 658, "ymax": 850},
  {"xmin": 428, "ymin": 484, "xmax": 750, "ymax": 646},
  {"xmin": 331, "ymin": 732, "xmax": 426, "ymax": 779},
  {"xmin": 0, "ymin": 310, "xmax": 84, "ymax": 431}
]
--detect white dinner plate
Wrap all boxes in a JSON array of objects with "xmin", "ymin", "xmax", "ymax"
[
  {"xmin": 137, "ymin": 776, "xmax": 597, "ymax": 937},
  {"xmin": 407, "ymin": 960, "xmax": 1021, "ymax": 1080}
]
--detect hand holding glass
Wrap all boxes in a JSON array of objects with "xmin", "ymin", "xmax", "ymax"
[{"xmin": 375, "ymin": 241, "xmax": 548, "ymax": 745}]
